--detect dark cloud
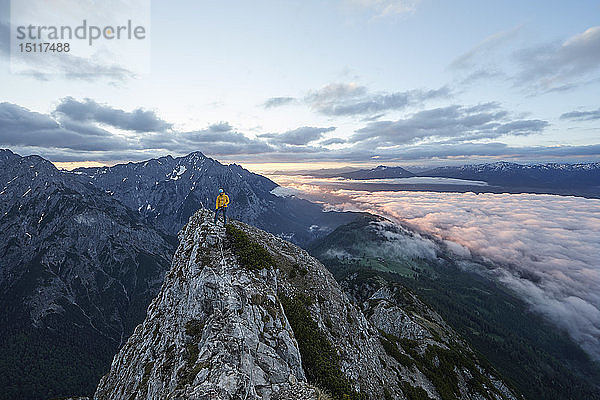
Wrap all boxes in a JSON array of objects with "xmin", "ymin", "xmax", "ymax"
[
  {"xmin": 0, "ymin": 103, "xmax": 130, "ymax": 151},
  {"xmin": 259, "ymin": 126, "xmax": 336, "ymax": 146},
  {"xmin": 561, "ymin": 108, "xmax": 600, "ymax": 121},
  {"xmin": 449, "ymin": 26, "xmax": 600, "ymax": 93},
  {"xmin": 0, "ymin": 103, "xmax": 59, "ymax": 133},
  {"xmin": 515, "ymin": 27, "xmax": 600, "ymax": 90},
  {"xmin": 0, "ymin": 101, "xmax": 276, "ymax": 158},
  {"xmin": 306, "ymin": 83, "xmax": 450, "ymax": 116},
  {"xmin": 183, "ymin": 130, "xmax": 261, "ymax": 147},
  {"xmin": 24, "ymin": 141, "xmax": 600, "ymax": 164},
  {"xmin": 55, "ymin": 97, "xmax": 172, "ymax": 132},
  {"xmin": 263, "ymin": 97, "xmax": 298, "ymax": 108},
  {"xmin": 350, "ymin": 104, "xmax": 547, "ymax": 145},
  {"xmin": 58, "ymin": 117, "xmax": 120, "ymax": 137},
  {"xmin": 139, "ymin": 122, "xmax": 274, "ymax": 156},
  {"xmin": 320, "ymin": 137, "xmax": 346, "ymax": 145},
  {"xmin": 1, "ymin": 101, "xmax": 596, "ymax": 164},
  {"xmin": 214, "ymin": 141, "xmax": 600, "ymax": 164}
]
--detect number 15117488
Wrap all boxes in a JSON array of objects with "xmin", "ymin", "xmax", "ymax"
[{"xmin": 19, "ymin": 42, "xmax": 70, "ymax": 52}]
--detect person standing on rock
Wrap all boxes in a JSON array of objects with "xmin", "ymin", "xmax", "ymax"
[{"xmin": 214, "ymin": 188, "xmax": 230, "ymax": 224}]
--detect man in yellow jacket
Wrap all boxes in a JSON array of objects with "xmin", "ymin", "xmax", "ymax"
[{"xmin": 214, "ymin": 188, "xmax": 230, "ymax": 224}]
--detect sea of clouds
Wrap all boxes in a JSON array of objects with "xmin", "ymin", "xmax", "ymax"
[
  {"xmin": 345, "ymin": 190, "xmax": 600, "ymax": 359},
  {"xmin": 271, "ymin": 175, "xmax": 600, "ymax": 360}
]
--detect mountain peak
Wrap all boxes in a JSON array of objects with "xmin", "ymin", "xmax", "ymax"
[
  {"xmin": 340, "ymin": 165, "xmax": 415, "ymax": 180},
  {"xmin": 181, "ymin": 150, "xmax": 207, "ymax": 160}
]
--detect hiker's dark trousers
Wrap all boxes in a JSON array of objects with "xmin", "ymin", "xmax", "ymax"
[{"xmin": 214, "ymin": 207, "xmax": 227, "ymax": 224}]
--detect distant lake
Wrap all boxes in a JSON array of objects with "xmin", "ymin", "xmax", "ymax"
[{"xmin": 352, "ymin": 177, "xmax": 489, "ymax": 186}]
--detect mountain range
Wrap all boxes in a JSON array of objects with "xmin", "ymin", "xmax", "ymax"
[
  {"xmin": 2, "ymin": 148, "xmax": 599, "ymax": 399},
  {"xmin": 0, "ymin": 149, "xmax": 357, "ymax": 399},
  {"xmin": 419, "ymin": 161, "xmax": 600, "ymax": 188},
  {"xmin": 328, "ymin": 162, "xmax": 600, "ymax": 198},
  {"xmin": 73, "ymin": 151, "xmax": 358, "ymax": 245},
  {"xmin": 0, "ymin": 149, "xmax": 175, "ymax": 398}
]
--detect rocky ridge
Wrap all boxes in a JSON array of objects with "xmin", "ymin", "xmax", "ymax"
[{"xmin": 95, "ymin": 209, "xmax": 519, "ymax": 400}]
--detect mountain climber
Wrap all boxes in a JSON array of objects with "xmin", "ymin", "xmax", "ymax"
[{"xmin": 214, "ymin": 188, "xmax": 230, "ymax": 224}]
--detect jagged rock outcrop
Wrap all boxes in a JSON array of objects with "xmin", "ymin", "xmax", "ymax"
[
  {"xmin": 95, "ymin": 210, "xmax": 317, "ymax": 400},
  {"xmin": 95, "ymin": 209, "xmax": 519, "ymax": 400}
]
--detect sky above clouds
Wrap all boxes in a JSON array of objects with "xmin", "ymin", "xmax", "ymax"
[{"xmin": 0, "ymin": 0, "xmax": 599, "ymax": 169}]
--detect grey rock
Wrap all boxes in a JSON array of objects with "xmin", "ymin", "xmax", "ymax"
[
  {"xmin": 95, "ymin": 210, "xmax": 317, "ymax": 400},
  {"xmin": 96, "ymin": 209, "xmax": 519, "ymax": 400}
]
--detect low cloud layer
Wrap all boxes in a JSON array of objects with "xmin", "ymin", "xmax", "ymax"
[
  {"xmin": 271, "ymin": 176, "xmax": 600, "ymax": 360},
  {"xmin": 356, "ymin": 192, "xmax": 600, "ymax": 359},
  {"xmin": 361, "ymin": 191, "xmax": 600, "ymax": 359}
]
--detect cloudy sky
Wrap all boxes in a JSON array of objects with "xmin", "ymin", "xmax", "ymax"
[{"xmin": 0, "ymin": 0, "xmax": 599, "ymax": 170}]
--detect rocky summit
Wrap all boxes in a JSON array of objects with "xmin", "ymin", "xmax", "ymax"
[{"xmin": 95, "ymin": 209, "xmax": 520, "ymax": 400}]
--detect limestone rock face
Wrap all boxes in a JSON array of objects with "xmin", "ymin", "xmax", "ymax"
[
  {"xmin": 95, "ymin": 210, "xmax": 316, "ymax": 400},
  {"xmin": 95, "ymin": 209, "xmax": 520, "ymax": 400}
]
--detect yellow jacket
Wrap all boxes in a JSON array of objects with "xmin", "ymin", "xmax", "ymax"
[{"xmin": 215, "ymin": 193, "xmax": 230, "ymax": 209}]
